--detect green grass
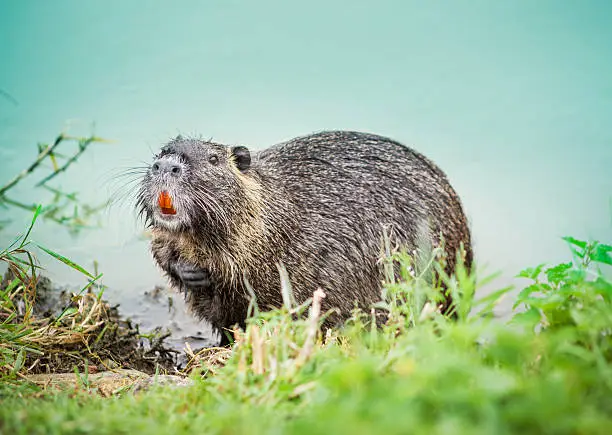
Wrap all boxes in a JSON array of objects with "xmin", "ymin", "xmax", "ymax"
[
  {"xmin": 1, "ymin": 214, "xmax": 611, "ymax": 434},
  {"xmin": 0, "ymin": 208, "xmax": 177, "ymax": 379}
]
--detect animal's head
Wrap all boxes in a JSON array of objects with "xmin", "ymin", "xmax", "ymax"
[{"xmin": 137, "ymin": 136, "xmax": 253, "ymax": 237}]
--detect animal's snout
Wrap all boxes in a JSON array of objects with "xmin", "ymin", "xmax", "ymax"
[{"xmin": 151, "ymin": 159, "xmax": 182, "ymax": 177}]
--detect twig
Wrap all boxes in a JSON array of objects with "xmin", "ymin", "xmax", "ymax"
[
  {"xmin": 41, "ymin": 185, "xmax": 79, "ymax": 203},
  {"xmin": 0, "ymin": 135, "xmax": 65, "ymax": 196},
  {"xmin": 0, "ymin": 196, "xmax": 76, "ymax": 226},
  {"xmin": 0, "ymin": 88, "xmax": 18, "ymax": 106},
  {"xmin": 251, "ymin": 325, "xmax": 265, "ymax": 375},
  {"xmin": 296, "ymin": 288, "xmax": 326, "ymax": 367},
  {"xmin": 36, "ymin": 136, "xmax": 105, "ymax": 187}
]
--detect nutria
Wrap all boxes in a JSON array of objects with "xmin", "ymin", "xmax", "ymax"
[{"xmin": 137, "ymin": 131, "xmax": 472, "ymax": 344}]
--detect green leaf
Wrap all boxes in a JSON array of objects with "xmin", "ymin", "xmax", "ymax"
[
  {"xmin": 12, "ymin": 348, "xmax": 25, "ymax": 374},
  {"xmin": 510, "ymin": 307, "xmax": 541, "ymax": 329},
  {"xmin": 473, "ymin": 285, "xmax": 513, "ymax": 316},
  {"xmin": 562, "ymin": 236, "xmax": 592, "ymax": 261},
  {"xmin": 593, "ymin": 276, "xmax": 612, "ymax": 301},
  {"xmin": 35, "ymin": 243, "xmax": 95, "ymax": 279},
  {"xmin": 1, "ymin": 234, "xmax": 23, "ymax": 255},
  {"xmin": 545, "ymin": 262, "xmax": 573, "ymax": 285},
  {"xmin": 514, "ymin": 283, "xmax": 545, "ymax": 309},
  {"xmin": 18, "ymin": 205, "xmax": 42, "ymax": 249},
  {"xmin": 591, "ymin": 243, "xmax": 612, "ymax": 266},
  {"xmin": 562, "ymin": 236, "xmax": 588, "ymax": 249},
  {"xmin": 3, "ymin": 277, "xmax": 22, "ymax": 295},
  {"xmin": 517, "ymin": 263, "xmax": 546, "ymax": 280},
  {"xmin": 56, "ymin": 307, "xmax": 78, "ymax": 323}
]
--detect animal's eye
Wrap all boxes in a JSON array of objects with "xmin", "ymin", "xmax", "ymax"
[{"xmin": 209, "ymin": 155, "xmax": 219, "ymax": 165}]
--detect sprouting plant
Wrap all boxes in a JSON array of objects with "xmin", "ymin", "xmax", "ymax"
[
  {"xmin": 0, "ymin": 131, "xmax": 111, "ymax": 234},
  {"xmin": 512, "ymin": 236, "xmax": 612, "ymax": 331}
]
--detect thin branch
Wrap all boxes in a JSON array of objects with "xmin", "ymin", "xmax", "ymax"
[
  {"xmin": 0, "ymin": 135, "xmax": 65, "ymax": 196},
  {"xmin": 36, "ymin": 136, "xmax": 107, "ymax": 187},
  {"xmin": 0, "ymin": 196, "xmax": 70, "ymax": 226},
  {"xmin": 0, "ymin": 88, "xmax": 19, "ymax": 106}
]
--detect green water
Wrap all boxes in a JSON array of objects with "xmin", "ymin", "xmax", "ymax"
[{"xmin": 1, "ymin": 1, "xmax": 611, "ymax": 342}]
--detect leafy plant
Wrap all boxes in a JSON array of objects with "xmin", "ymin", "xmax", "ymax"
[{"xmin": 513, "ymin": 237, "xmax": 612, "ymax": 333}]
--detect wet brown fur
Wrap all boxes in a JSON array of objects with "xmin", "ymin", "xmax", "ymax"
[{"xmin": 138, "ymin": 131, "xmax": 472, "ymax": 343}]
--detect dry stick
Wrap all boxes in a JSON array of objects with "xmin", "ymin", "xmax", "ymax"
[
  {"xmin": 0, "ymin": 135, "xmax": 65, "ymax": 196},
  {"xmin": 296, "ymin": 288, "xmax": 326, "ymax": 367},
  {"xmin": 251, "ymin": 325, "xmax": 265, "ymax": 375}
]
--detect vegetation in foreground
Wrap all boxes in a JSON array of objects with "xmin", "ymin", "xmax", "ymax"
[
  {"xmin": 1, "ymin": 131, "xmax": 180, "ymax": 378},
  {"xmin": 0, "ymin": 207, "xmax": 179, "ymax": 381},
  {"xmin": 0, "ymin": 206, "xmax": 611, "ymax": 435},
  {"xmin": 5, "ymin": 127, "xmax": 607, "ymax": 434}
]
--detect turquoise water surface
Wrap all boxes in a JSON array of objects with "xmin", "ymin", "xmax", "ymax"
[{"xmin": 1, "ymin": 1, "xmax": 611, "ymax": 343}]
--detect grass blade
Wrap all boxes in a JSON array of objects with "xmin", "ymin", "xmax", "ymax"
[
  {"xmin": 35, "ymin": 243, "xmax": 95, "ymax": 279},
  {"xmin": 18, "ymin": 205, "xmax": 42, "ymax": 249}
]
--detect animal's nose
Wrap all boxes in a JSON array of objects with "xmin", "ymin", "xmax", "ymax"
[{"xmin": 151, "ymin": 159, "xmax": 182, "ymax": 177}]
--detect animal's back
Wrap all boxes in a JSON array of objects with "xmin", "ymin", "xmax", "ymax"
[{"xmin": 256, "ymin": 131, "xmax": 472, "ymax": 316}]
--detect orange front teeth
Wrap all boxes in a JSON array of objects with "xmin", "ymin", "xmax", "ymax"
[{"xmin": 158, "ymin": 191, "xmax": 177, "ymax": 215}]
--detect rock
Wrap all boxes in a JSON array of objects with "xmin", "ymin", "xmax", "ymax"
[
  {"xmin": 25, "ymin": 369, "xmax": 193, "ymax": 397},
  {"xmin": 131, "ymin": 374, "xmax": 195, "ymax": 394}
]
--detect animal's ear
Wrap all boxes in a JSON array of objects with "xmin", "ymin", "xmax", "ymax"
[{"xmin": 231, "ymin": 146, "xmax": 251, "ymax": 172}]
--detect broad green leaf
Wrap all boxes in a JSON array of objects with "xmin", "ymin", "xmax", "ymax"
[
  {"xmin": 562, "ymin": 236, "xmax": 588, "ymax": 249},
  {"xmin": 591, "ymin": 243, "xmax": 612, "ymax": 266}
]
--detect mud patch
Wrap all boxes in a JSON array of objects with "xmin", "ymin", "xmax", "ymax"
[{"xmin": 1, "ymin": 270, "xmax": 180, "ymax": 376}]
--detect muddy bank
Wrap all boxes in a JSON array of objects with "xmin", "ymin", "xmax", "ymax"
[
  {"xmin": 135, "ymin": 284, "xmax": 220, "ymax": 353},
  {"xmin": 0, "ymin": 269, "xmax": 215, "ymax": 378}
]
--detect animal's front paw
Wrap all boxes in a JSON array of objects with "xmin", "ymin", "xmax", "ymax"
[{"xmin": 171, "ymin": 261, "xmax": 211, "ymax": 289}]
